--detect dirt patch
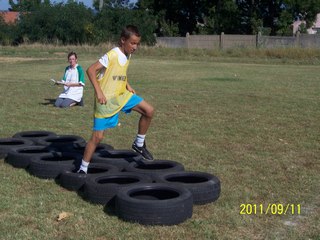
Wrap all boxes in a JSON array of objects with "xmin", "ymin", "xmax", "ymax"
[{"xmin": 53, "ymin": 52, "xmax": 66, "ymax": 56}]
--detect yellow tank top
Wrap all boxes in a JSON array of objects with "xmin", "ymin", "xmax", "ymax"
[{"xmin": 94, "ymin": 49, "xmax": 133, "ymax": 118}]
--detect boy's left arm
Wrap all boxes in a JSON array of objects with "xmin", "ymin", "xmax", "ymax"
[{"xmin": 126, "ymin": 81, "xmax": 135, "ymax": 94}]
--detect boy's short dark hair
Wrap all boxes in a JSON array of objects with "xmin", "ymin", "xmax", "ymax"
[
  {"xmin": 121, "ymin": 25, "xmax": 141, "ymax": 40},
  {"xmin": 68, "ymin": 51, "xmax": 77, "ymax": 59}
]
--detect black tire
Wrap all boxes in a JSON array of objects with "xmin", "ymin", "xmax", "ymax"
[
  {"xmin": 0, "ymin": 138, "xmax": 34, "ymax": 160},
  {"xmin": 5, "ymin": 145, "xmax": 57, "ymax": 168},
  {"xmin": 124, "ymin": 160, "xmax": 185, "ymax": 179},
  {"xmin": 69, "ymin": 142, "xmax": 114, "ymax": 154},
  {"xmin": 92, "ymin": 150, "xmax": 142, "ymax": 168},
  {"xmin": 36, "ymin": 135, "xmax": 86, "ymax": 151},
  {"xmin": 153, "ymin": 171, "xmax": 221, "ymax": 205},
  {"xmin": 28, "ymin": 152, "xmax": 82, "ymax": 179},
  {"xmin": 12, "ymin": 130, "xmax": 57, "ymax": 143},
  {"xmin": 83, "ymin": 172, "xmax": 152, "ymax": 205},
  {"xmin": 59, "ymin": 163, "xmax": 121, "ymax": 191},
  {"xmin": 115, "ymin": 183, "xmax": 193, "ymax": 225}
]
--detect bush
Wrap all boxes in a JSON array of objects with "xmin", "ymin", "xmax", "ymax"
[
  {"xmin": 0, "ymin": 17, "xmax": 17, "ymax": 45},
  {"xmin": 93, "ymin": 7, "xmax": 157, "ymax": 45},
  {"xmin": 16, "ymin": 2, "xmax": 95, "ymax": 44},
  {"xmin": 6, "ymin": 2, "xmax": 157, "ymax": 45}
]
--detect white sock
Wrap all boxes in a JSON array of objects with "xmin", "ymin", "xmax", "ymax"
[
  {"xmin": 78, "ymin": 159, "xmax": 89, "ymax": 173},
  {"xmin": 135, "ymin": 134, "xmax": 145, "ymax": 147}
]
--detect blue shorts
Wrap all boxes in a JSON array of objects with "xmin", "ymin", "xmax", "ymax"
[{"xmin": 93, "ymin": 94, "xmax": 143, "ymax": 131}]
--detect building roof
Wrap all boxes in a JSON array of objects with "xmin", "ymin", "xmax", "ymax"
[{"xmin": 0, "ymin": 11, "xmax": 19, "ymax": 24}]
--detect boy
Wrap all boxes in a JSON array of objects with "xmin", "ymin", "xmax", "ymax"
[{"xmin": 77, "ymin": 25, "xmax": 154, "ymax": 174}]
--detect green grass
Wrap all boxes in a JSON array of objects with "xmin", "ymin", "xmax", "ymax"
[{"xmin": 0, "ymin": 45, "xmax": 319, "ymax": 240}]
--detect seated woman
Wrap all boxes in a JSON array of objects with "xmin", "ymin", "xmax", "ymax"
[{"xmin": 55, "ymin": 51, "xmax": 85, "ymax": 108}]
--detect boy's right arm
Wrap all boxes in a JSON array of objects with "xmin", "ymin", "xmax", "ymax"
[{"xmin": 86, "ymin": 61, "xmax": 107, "ymax": 104}]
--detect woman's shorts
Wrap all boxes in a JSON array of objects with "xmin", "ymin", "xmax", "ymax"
[{"xmin": 93, "ymin": 94, "xmax": 143, "ymax": 131}]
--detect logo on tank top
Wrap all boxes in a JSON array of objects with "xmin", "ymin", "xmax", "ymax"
[{"xmin": 112, "ymin": 75, "xmax": 126, "ymax": 81}]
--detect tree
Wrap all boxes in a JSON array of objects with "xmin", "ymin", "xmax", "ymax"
[
  {"xmin": 0, "ymin": 15, "xmax": 17, "ymax": 45},
  {"xmin": 136, "ymin": 0, "xmax": 240, "ymax": 36},
  {"xmin": 16, "ymin": 2, "xmax": 95, "ymax": 44},
  {"xmin": 9, "ymin": 0, "xmax": 49, "ymax": 11},
  {"xmin": 280, "ymin": 0, "xmax": 320, "ymax": 33},
  {"xmin": 237, "ymin": 0, "xmax": 320, "ymax": 36},
  {"xmin": 92, "ymin": 0, "xmax": 134, "ymax": 10},
  {"xmin": 93, "ymin": 6, "xmax": 156, "ymax": 44}
]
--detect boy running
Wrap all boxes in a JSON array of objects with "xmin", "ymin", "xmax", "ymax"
[{"xmin": 77, "ymin": 25, "xmax": 154, "ymax": 174}]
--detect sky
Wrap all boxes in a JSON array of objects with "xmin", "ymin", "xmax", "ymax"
[{"xmin": 0, "ymin": 0, "xmax": 94, "ymax": 11}]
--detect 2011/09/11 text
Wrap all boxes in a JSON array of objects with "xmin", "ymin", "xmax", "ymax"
[{"xmin": 240, "ymin": 204, "xmax": 301, "ymax": 215}]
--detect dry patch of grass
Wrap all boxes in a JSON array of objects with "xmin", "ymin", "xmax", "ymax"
[{"xmin": 0, "ymin": 57, "xmax": 53, "ymax": 62}]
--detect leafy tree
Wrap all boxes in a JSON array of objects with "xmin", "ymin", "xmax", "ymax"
[
  {"xmin": 92, "ymin": 0, "xmax": 134, "ymax": 10},
  {"xmin": 136, "ymin": 0, "xmax": 240, "ymax": 36},
  {"xmin": 0, "ymin": 16, "xmax": 15, "ymax": 45},
  {"xmin": 211, "ymin": 0, "xmax": 240, "ymax": 34},
  {"xmin": 16, "ymin": 2, "xmax": 94, "ymax": 44},
  {"xmin": 280, "ymin": 0, "xmax": 320, "ymax": 33},
  {"xmin": 237, "ymin": 0, "xmax": 320, "ymax": 35},
  {"xmin": 135, "ymin": 0, "xmax": 320, "ymax": 36},
  {"xmin": 9, "ymin": 0, "xmax": 48, "ymax": 11},
  {"xmin": 93, "ymin": 6, "xmax": 156, "ymax": 44}
]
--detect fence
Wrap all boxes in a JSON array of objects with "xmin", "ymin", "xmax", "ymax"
[{"xmin": 156, "ymin": 32, "xmax": 320, "ymax": 49}]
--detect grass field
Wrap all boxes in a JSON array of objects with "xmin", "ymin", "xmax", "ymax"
[{"xmin": 0, "ymin": 45, "xmax": 319, "ymax": 240}]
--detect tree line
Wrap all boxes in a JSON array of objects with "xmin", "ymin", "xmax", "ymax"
[{"xmin": 1, "ymin": 0, "xmax": 319, "ymax": 45}]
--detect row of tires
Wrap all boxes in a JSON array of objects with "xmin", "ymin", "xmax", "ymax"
[{"xmin": 0, "ymin": 130, "xmax": 221, "ymax": 226}]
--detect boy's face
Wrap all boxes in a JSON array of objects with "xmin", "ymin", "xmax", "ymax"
[{"xmin": 121, "ymin": 34, "xmax": 141, "ymax": 56}]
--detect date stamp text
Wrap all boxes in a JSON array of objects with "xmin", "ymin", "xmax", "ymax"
[{"xmin": 240, "ymin": 203, "xmax": 301, "ymax": 215}]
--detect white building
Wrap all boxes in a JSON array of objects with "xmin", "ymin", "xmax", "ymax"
[{"xmin": 293, "ymin": 13, "xmax": 320, "ymax": 35}]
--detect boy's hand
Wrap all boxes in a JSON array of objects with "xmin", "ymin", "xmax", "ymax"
[
  {"xmin": 96, "ymin": 91, "xmax": 107, "ymax": 104},
  {"xmin": 127, "ymin": 85, "xmax": 136, "ymax": 94}
]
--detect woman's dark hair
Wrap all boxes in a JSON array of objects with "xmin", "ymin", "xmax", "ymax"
[{"xmin": 68, "ymin": 51, "xmax": 77, "ymax": 59}]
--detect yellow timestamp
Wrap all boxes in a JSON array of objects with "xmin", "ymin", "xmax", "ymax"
[{"xmin": 240, "ymin": 203, "xmax": 301, "ymax": 215}]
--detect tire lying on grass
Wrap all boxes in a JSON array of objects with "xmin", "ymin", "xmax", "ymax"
[
  {"xmin": 153, "ymin": 171, "xmax": 221, "ymax": 205},
  {"xmin": 36, "ymin": 135, "xmax": 86, "ymax": 152},
  {"xmin": 83, "ymin": 172, "xmax": 152, "ymax": 205},
  {"xmin": 28, "ymin": 152, "xmax": 82, "ymax": 179},
  {"xmin": 5, "ymin": 145, "xmax": 57, "ymax": 168},
  {"xmin": 12, "ymin": 130, "xmax": 57, "ymax": 143},
  {"xmin": 59, "ymin": 163, "xmax": 121, "ymax": 191},
  {"xmin": 124, "ymin": 160, "xmax": 185, "ymax": 179},
  {"xmin": 115, "ymin": 183, "xmax": 193, "ymax": 226},
  {"xmin": 91, "ymin": 150, "xmax": 142, "ymax": 168},
  {"xmin": 0, "ymin": 138, "xmax": 34, "ymax": 160}
]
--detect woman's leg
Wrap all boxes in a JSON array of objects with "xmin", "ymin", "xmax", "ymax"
[
  {"xmin": 54, "ymin": 98, "xmax": 64, "ymax": 107},
  {"xmin": 60, "ymin": 98, "xmax": 77, "ymax": 108}
]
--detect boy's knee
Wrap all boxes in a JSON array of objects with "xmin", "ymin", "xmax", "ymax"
[
  {"xmin": 91, "ymin": 133, "xmax": 104, "ymax": 144},
  {"xmin": 146, "ymin": 105, "xmax": 154, "ymax": 118}
]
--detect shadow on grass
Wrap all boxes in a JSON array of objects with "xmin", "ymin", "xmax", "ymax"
[
  {"xmin": 103, "ymin": 198, "xmax": 117, "ymax": 216},
  {"xmin": 40, "ymin": 98, "xmax": 56, "ymax": 106},
  {"xmin": 76, "ymin": 188, "xmax": 118, "ymax": 217}
]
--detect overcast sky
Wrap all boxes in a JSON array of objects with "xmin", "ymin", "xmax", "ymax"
[{"xmin": 0, "ymin": 0, "xmax": 94, "ymax": 10}]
